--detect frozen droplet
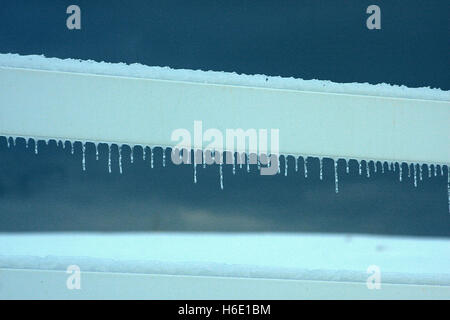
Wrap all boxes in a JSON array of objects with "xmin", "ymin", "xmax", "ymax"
[
  {"xmin": 95, "ymin": 144, "xmax": 99, "ymax": 161},
  {"xmin": 334, "ymin": 160, "xmax": 339, "ymax": 193},
  {"xmin": 319, "ymin": 158, "xmax": 323, "ymax": 180},
  {"xmin": 428, "ymin": 164, "xmax": 431, "ymax": 178},
  {"xmin": 304, "ymin": 157, "xmax": 308, "ymax": 178},
  {"xmin": 434, "ymin": 164, "xmax": 437, "ymax": 177},
  {"xmin": 108, "ymin": 145, "xmax": 112, "ymax": 173},
  {"xmin": 345, "ymin": 160, "xmax": 349, "ymax": 174},
  {"xmin": 130, "ymin": 146, "xmax": 134, "ymax": 164},
  {"xmin": 82, "ymin": 143, "xmax": 86, "ymax": 171},
  {"xmin": 119, "ymin": 145, "xmax": 123, "ymax": 174},
  {"xmin": 219, "ymin": 163, "xmax": 224, "ymax": 190},
  {"xmin": 7, "ymin": 137, "xmax": 10, "ymax": 148}
]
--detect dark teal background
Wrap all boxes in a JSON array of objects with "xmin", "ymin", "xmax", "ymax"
[{"xmin": 0, "ymin": 1, "xmax": 449, "ymax": 234}]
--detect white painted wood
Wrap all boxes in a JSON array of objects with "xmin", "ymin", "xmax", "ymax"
[{"xmin": 1, "ymin": 67, "xmax": 449, "ymax": 164}]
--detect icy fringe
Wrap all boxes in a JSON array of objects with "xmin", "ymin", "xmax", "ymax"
[{"xmin": 3, "ymin": 136, "xmax": 450, "ymax": 212}]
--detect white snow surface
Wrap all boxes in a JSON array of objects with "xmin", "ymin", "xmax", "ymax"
[
  {"xmin": 0, "ymin": 53, "xmax": 449, "ymax": 101},
  {"xmin": 0, "ymin": 232, "xmax": 449, "ymax": 285}
]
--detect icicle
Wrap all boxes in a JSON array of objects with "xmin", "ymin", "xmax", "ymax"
[
  {"xmin": 7, "ymin": 137, "xmax": 10, "ymax": 148},
  {"xmin": 366, "ymin": 161, "xmax": 370, "ymax": 178},
  {"xmin": 447, "ymin": 169, "xmax": 450, "ymax": 214},
  {"xmin": 381, "ymin": 162, "xmax": 385, "ymax": 174},
  {"xmin": 232, "ymin": 153, "xmax": 236, "ymax": 175},
  {"xmin": 428, "ymin": 164, "xmax": 431, "ymax": 178},
  {"xmin": 374, "ymin": 161, "xmax": 378, "ymax": 173},
  {"xmin": 162, "ymin": 148, "xmax": 166, "ymax": 167},
  {"xmin": 304, "ymin": 157, "xmax": 308, "ymax": 178},
  {"xmin": 345, "ymin": 160, "xmax": 349, "ymax": 174},
  {"xmin": 130, "ymin": 146, "xmax": 134, "ymax": 164},
  {"xmin": 108, "ymin": 145, "xmax": 112, "ymax": 173},
  {"xmin": 26, "ymin": 139, "xmax": 29, "ymax": 149},
  {"xmin": 247, "ymin": 154, "xmax": 250, "ymax": 173},
  {"xmin": 440, "ymin": 165, "xmax": 443, "ymax": 176},
  {"xmin": 34, "ymin": 141, "xmax": 38, "ymax": 154},
  {"xmin": 277, "ymin": 155, "xmax": 280, "ymax": 174},
  {"xmin": 151, "ymin": 148, "xmax": 154, "ymax": 168},
  {"xmin": 81, "ymin": 143, "xmax": 86, "ymax": 171},
  {"xmin": 203, "ymin": 150, "xmax": 207, "ymax": 169},
  {"xmin": 295, "ymin": 157, "xmax": 298, "ymax": 172},
  {"xmin": 319, "ymin": 158, "xmax": 323, "ymax": 180},
  {"xmin": 434, "ymin": 164, "xmax": 438, "ymax": 177},
  {"xmin": 194, "ymin": 162, "xmax": 197, "ymax": 184},
  {"xmin": 334, "ymin": 160, "xmax": 339, "ymax": 193},
  {"xmin": 143, "ymin": 147, "xmax": 147, "ymax": 161},
  {"xmin": 257, "ymin": 155, "xmax": 261, "ymax": 171},
  {"xmin": 119, "ymin": 145, "xmax": 123, "ymax": 174},
  {"xmin": 393, "ymin": 162, "xmax": 396, "ymax": 173},
  {"xmin": 71, "ymin": 142, "xmax": 74, "ymax": 155},
  {"xmin": 419, "ymin": 164, "xmax": 423, "ymax": 181},
  {"xmin": 408, "ymin": 164, "xmax": 411, "ymax": 178},
  {"xmin": 219, "ymin": 163, "xmax": 224, "ymax": 190},
  {"xmin": 413, "ymin": 164, "xmax": 417, "ymax": 187},
  {"xmin": 399, "ymin": 163, "xmax": 403, "ymax": 182},
  {"xmin": 285, "ymin": 156, "xmax": 288, "ymax": 176},
  {"xmin": 95, "ymin": 144, "xmax": 99, "ymax": 161},
  {"xmin": 358, "ymin": 161, "xmax": 362, "ymax": 175}
]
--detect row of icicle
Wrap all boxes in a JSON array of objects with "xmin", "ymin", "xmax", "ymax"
[{"xmin": 3, "ymin": 136, "xmax": 450, "ymax": 212}]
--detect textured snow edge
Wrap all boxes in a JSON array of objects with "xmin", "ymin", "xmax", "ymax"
[
  {"xmin": 1, "ymin": 233, "xmax": 449, "ymax": 286},
  {"xmin": 1, "ymin": 53, "xmax": 449, "ymax": 101}
]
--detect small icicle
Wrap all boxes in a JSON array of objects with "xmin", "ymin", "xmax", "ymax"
[
  {"xmin": 34, "ymin": 140, "xmax": 38, "ymax": 154},
  {"xmin": 413, "ymin": 164, "xmax": 417, "ymax": 187},
  {"xmin": 440, "ymin": 165, "xmax": 443, "ymax": 176},
  {"xmin": 203, "ymin": 151, "xmax": 207, "ymax": 169},
  {"xmin": 232, "ymin": 153, "xmax": 236, "ymax": 175},
  {"xmin": 95, "ymin": 144, "xmax": 99, "ymax": 161},
  {"xmin": 285, "ymin": 156, "xmax": 288, "ymax": 176},
  {"xmin": 130, "ymin": 146, "xmax": 134, "ymax": 164},
  {"xmin": 257, "ymin": 154, "xmax": 261, "ymax": 171},
  {"xmin": 345, "ymin": 160, "xmax": 349, "ymax": 174},
  {"xmin": 219, "ymin": 163, "xmax": 224, "ymax": 190},
  {"xmin": 304, "ymin": 157, "xmax": 308, "ymax": 178},
  {"xmin": 393, "ymin": 162, "xmax": 396, "ymax": 173},
  {"xmin": 381, "ymin": 162, "xmax": 385, "ymax": 174},
  {"xmin": 26, "ymin": 139, "xmax": 29, "ymax": 149},
  {"xmin": 447, "ymin": 168, "xmax": 450, "ymax": 214},
  {"xmin": 399, "ymin": 163, "xmax": 403, "ymax": 182},
  {"xmin": 247, "ymin": 154, "xmax": 250, "ymax": 173},
  {"xmin": 374, "ymin": 161, "xmax": 378, "ymax": 173},
  {"xmin": 151, "ymin": 148, "xmax": 154, "ymax": 168},
  {"xmin": 82, "ymin": 143, "xmax": 86, "ymax": 171},
  {"xmin": 7, "ymin": 137, "xmax": 10, "ymax": 149},
  {"xmin": 119, "ymin": 145, "xmax": 123, "ymax": 174},
  {"xmin": 434, "ymin": 164, "xmax": 438, "ymax": 177},
  {"xmin": 319, "ymin": 158, "xmax": 323, "ymax": 180},
  {"xmin": 162, "ymin": 148, "xmax": 166, "ymax": 167},
  {"xmin": 143, "ymin": 147, "xmax": 147, "ymax": 161},
  {"xmin": 358, "ymin": 161, "xmax": 362, "ymax": 175},
  {"xmin": 428, "ymin": 164, "xmax": 431, "ymax": 178},
  {"xmin": 419, "ymin": 164, "xmax": 423, "ymax": 181},
  {"xmin": 71, "ymin": 142, "xmax": 74, "ymax": 155},
  {"xmin": 277, "ymin": 155, "xmax": 280, "ymax": 174},
  {"xmin": 334, "ymin": 160, "xmax": 339, "ymax": 193},
  {"xmin": 366, "ymin": 161, "xmax": 370, "ymax": 178},
  {"xmin": 408, "ymin": 164, "xmax": 411, "ymax": 177},
  {"xmin": 194, "ymin": 162, "xmax": 197, "ymax": 184},
  {"xmin": 108, "ymin": 145, "xmax": 112, "ymax": 173},
  {"xmin": 295, "ymin": 157, "xmax": 298, "ymax": 172}
]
